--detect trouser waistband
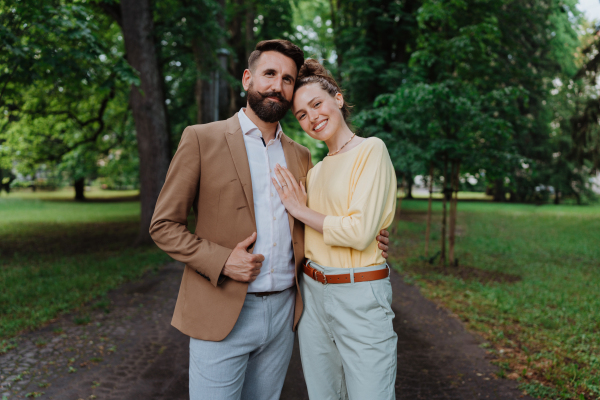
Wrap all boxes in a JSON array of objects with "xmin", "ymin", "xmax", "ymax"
[
  {"xmin": 303, "ymin": 260, "xmax": 389, "ymax": 285},
  {"xmin": 247, "ymin": 286, "xmax": 293, "ymax": 297}
]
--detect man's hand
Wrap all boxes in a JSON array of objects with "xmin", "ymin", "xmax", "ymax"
[
  {"xmin": 222, "ymin": 232, "xmax": 265, "ymax": 283},
  {"xmin": 377, "ymin": 229, "xmax": 390, "ymax": 259}
]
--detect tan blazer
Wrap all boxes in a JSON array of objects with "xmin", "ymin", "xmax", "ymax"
[{"xmin": 150, "ymin": 113, "xmax": 313, "ymax": 341}]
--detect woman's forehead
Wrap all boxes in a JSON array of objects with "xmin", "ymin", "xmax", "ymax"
[{"xmin": 294, "ymin": 83, "xmax": 326, "ymax": 104}]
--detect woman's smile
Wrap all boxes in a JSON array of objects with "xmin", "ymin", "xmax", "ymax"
[{"xmin": 313, "ymin": 119, "xmax": 328, "ymax": 132}]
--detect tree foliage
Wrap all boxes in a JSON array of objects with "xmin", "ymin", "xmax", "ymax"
[
  {"xmin": 330, "ymin": 0, "xmax": 592, "ymax": 203},
  {"xmin": 1, "ymin": 0, "xmax": 598, "ymax": 208},
  {"xmin": 0, "ymin": 1, "xmax": 137, "ymax": 194}
]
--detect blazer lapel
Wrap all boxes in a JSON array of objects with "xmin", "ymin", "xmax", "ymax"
[
  {"xmin": 225, "ymin": 113, "xmax": 256, "ymax": 226},
  {"xmin": 281, "ymin": 133, "xmax": 302, "ymax": 237}
]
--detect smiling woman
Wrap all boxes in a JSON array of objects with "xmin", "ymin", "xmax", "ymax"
[
  {"xmin": 292, "ymin": 60, "xmax": 358, "ymax": 158},
  {"xmin": 272, "ymin": 58, "xmax": 399, "ymax": 400}
]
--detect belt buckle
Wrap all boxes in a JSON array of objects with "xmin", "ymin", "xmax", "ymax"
[{"xmin": 312, "ymin": 269, "xmax": 327, "ymax": 284}]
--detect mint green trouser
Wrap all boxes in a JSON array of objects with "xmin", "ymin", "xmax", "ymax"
[{"xmin": 298, "ymin": 260, "xmax": 397, "ymax": 400}]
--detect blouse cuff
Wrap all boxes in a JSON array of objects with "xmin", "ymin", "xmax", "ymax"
[{"xmin": 323, "ymin": 215, "xmax": 343, "ymax": 246}]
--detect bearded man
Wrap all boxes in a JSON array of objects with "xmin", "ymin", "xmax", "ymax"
[{"xmin": 149, "ymin": 39, "xmax": 390, "ymax": 400}]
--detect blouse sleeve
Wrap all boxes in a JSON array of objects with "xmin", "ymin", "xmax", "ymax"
[{"xmin": 322, "ymin": 139, "xmax": 397, "ymax": 251}]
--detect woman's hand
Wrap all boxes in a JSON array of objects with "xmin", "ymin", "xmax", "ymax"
[{"xmin": 272, "ymin": 164, "xmax": 307, "ymax": 217}]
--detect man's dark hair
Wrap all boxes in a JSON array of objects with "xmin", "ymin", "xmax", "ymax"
[{"xmin": 248, "ymin": 39, "xmax": 304, "ymax": 74}]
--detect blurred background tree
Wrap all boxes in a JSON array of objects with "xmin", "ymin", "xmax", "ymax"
[
  {"xmin": 1, "ymin": 0, "xmax": 599, "ymax": 243},
  {"xmin": 0, "ymin": 2, "xmax": 135, "ymax": 199}
]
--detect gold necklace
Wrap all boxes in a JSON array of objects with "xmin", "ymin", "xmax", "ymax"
[{"xmin": 327, "ymin": 133, "xmax": 356, "ymax": 156}]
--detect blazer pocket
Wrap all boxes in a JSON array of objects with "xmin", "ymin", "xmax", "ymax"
[
  {"xmin": 217, "ymin": 179, "xmax": 251, "ymax": 242},
  {"xmin": 218, "ymin": 179, "xmax": 247, "ymax": 210}
]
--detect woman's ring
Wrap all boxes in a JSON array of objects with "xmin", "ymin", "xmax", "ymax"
[{"xmin": 282, "ymin": 184, "xmax": 288, "ymax": 187}]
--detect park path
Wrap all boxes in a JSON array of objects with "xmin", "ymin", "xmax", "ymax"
[{"xmin": 0, "ymin": 262, "xmax": 533, "ymax": 400}]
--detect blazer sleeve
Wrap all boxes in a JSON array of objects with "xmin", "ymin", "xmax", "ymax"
[
  {"xmin": 322, "ymin": 139, "xmax": 396, "ymax": 251},
  {"xmin": 307, "ymin": 148, "xmax": 314, "ymax": 171},
  {"xmin": 149, "ymin": 126, "xmax": 233, "ymax": 287}
]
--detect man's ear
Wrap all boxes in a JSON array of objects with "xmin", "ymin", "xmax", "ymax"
[{"xmin": 242, "ymin": 69, "xmax": 252, "ymax": 91}]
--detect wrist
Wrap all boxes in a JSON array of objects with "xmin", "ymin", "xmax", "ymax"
[
  {"xmin": 289, "ymin": 204, "xmax": 305, "ymax": 218},
  {"xmin": 222, "ymin": 259, "xmax": 232, "ymax": 276}
]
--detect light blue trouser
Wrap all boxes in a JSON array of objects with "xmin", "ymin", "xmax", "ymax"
[
  {"xmin": 298, "ymin": 261, "xmax": 397, "ymax": 400},
  {"xmin": 189, "ymin": 287, "xmax": 295, "ymax": 400}
]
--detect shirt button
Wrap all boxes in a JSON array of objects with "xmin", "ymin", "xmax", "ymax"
[
  {"xmin": 271, "ymin": 269, "xmax": 274, "ymax": 273},
  {"xmin": 273, "ymin": 216, "xmax": 276, "ymax": 220},
  {"xmin": 271, "ymin": 193, "xmax": 273, "ymax": 197},
  {"xmin": 273, "ymin": 242, "xmax": 277, "ymax": 247}
]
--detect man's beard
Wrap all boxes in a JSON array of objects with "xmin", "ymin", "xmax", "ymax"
[{"xmin": 247, "ymin": 83, "xmax": 292, "ymax": 123}]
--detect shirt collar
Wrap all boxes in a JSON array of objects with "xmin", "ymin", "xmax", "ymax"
[{"xmin": 238, "ymin": 108, "xmax": 283, "ymax": 141}]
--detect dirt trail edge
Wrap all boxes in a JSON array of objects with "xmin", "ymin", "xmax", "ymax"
[{"xmin": 1, "ymin": 263, "xmax": 534, "ymax": 400}]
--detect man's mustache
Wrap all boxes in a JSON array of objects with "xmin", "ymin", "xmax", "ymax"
[{"xmin": 257, "ymin": 91, "xmax": 288, "ymax": 104}]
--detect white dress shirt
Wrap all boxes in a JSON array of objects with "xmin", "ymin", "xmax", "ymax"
[{"xmin": 238, "ymin": 108, "xmax": 296, "ymax": 293}]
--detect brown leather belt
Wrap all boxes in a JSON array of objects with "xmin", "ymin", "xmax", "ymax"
[
  {"xmin": 251, "ymin": 289, "xmax": 286, "ymax": 297},
  {"xmin": 303, "ymin": 261, "xmax": 389, "ymax": 284}
]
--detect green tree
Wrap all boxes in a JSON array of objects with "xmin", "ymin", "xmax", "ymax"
[
  {"xmin": 0, "ymin": 2, "xmax": 135, "ymax": 200},
  {"xmin": 354, "ymin": 0, "xmax": 586, "ymax": 262},
  {"xmin": 331, "ymin": 0, "xmax": 422, "ymax": 109}
]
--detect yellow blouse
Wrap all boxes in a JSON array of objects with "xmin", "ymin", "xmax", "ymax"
[{"xmin": 305, "ymin": 137, "xmax": 397, "ymax": 268}]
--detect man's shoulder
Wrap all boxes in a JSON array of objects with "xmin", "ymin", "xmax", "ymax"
[
  {"xmin": 180, "ymin": 115, "xmax": 241, "ymax": 146},
  {"xmin": 185, "ymin": 119, "xmax": 232, "ymax": 137}
]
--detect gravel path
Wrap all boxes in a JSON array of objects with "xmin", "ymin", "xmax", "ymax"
[{"xmin": 0, "ymin": 262, "xmax": 533, "ymax": 399}]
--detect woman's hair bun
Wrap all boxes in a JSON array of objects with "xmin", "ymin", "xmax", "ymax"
[{"xmin": 298, "ymin": 58, "xmax": 330, "ymax": 80}]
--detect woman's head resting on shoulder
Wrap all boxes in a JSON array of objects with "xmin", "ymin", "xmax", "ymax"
[{"xmin": 292, "ymin": 59, "xmax": 351, "ymax": 142}]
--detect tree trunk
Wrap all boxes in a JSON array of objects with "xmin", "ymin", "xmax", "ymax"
[
  {"xmin": 440, "ymin": 160, "xmax": 449, "ymax": 267},
  {"xmin": 405, "ymin": 171, "xmax": 414, "ymax": 199},
  {"xmin": 448, "ymin": 162, "xmax": 456, "ymax": 265},
  {"xmin": 74, "ymin": 178, "xmax": 86, "ymax": 202},
  {"xmin": 215, "ymin": 0, "xmax": 230, "ymax": 123},
  {"xmin": 396, "ymin": 173, "xmax": 405, "ymax": 217},
  {"xmin": 245, "ymin": 0, "xmax": 255, "ymax": 61},
  {"xmin": 329, "ymin": 0, "xmax": 342, "ymax": 74},
  {"xmin": 228, "ymin": 0, "xmax": 245, "ymax": 116},
  {"xmin": 493, "ymin": 178, "xmax": 505, "ymax": 202},
  {"xmin": 194, "ymin": 75, "xmax": 205, "ymax": 124},
  {"xmin": 425, "ymin": 163, "xmax": 433, "ymax": 258},
  {"xmin": 192, "ymin": 38, "xmax": 208, "ymax": 124},
  {"xmin": 192, "ymin": 43, "xmax": 219, "ymax": 124},
  {"xmin": 554, "ymin": 190, "xmax": 560, "ymax": 205},
  {"xmin": 120, "ymin": 0, "xmax": 171, "ymax": 245},
  {"xmin": 192, "ymin": 0, "xmax": 226, "ymax": 124},
  {"xmin": 0, "ymin": 170, "xmax": 9, "ymax": 194},
  {"xmin": 449, "ymin": 160, "xmax": 461, "ymax": 266}
]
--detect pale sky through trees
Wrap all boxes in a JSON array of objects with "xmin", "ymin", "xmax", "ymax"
[{"xmin": 578, "ymin": 0, "xmax": 600, "ymax": 21}]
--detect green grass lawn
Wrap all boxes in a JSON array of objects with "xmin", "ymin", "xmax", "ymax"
[
  {"xmin": 391, "ymin": 200, "xmax": 600, "ymax": 400},
  {"xmin": 2, "ymin": 190, "xmax": 598, "ymax": 399},
  {"xmin": 0, "ymin": 187, "xmax": 140, "ymax": 201},
  {"xmin": 0, "ymin": 191, "xmax": 171, "ymax": 344},
  {"xmin": 409, "ymin": 190, "xmax": 494, "ymax": 200}
]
